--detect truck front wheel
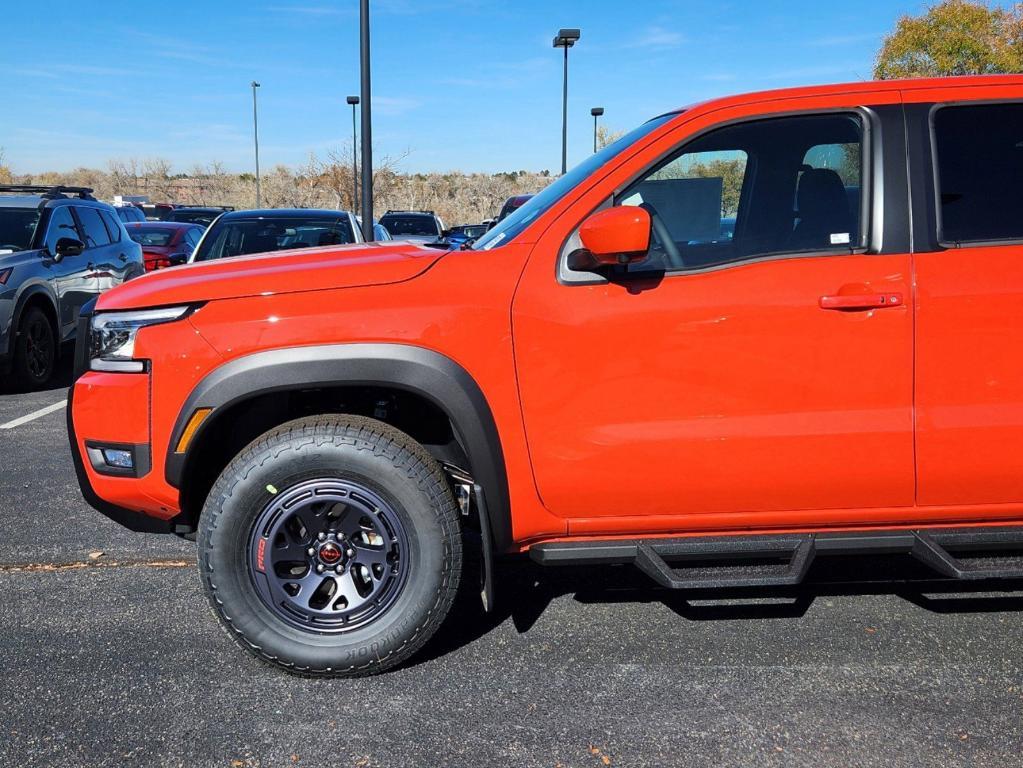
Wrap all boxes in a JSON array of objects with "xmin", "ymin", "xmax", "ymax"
[{"xmin": 197, "ymin": 415, "xmax": 462, "ymax": 677}]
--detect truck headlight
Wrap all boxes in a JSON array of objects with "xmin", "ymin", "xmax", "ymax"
[{"xmin": 89, "ymin": 306, "xmax": 192, "ymax": 373}]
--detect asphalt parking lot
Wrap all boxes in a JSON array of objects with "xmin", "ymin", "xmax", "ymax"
[{"xmin": 1, "ymin": 368, "xmax": 1022, "ymax": 767}]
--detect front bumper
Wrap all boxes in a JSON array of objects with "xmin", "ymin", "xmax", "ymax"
[{"xmin": 66, "ymin": 306, "xmax": 173, "ymax": 533}]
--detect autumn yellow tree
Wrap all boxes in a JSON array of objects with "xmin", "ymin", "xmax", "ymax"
[
  {"xmin": 875, "ymin": 0, "xmax": 1023, "ymax": 78},
  {"xmin": 0, "ymin": 148, "xmax": 12, "ymax": 185}
]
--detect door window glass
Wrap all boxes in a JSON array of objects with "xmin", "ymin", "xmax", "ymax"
[
  {"xmin": 75, "ymin": 207, "xmax": 112, "ymax": 248},
  {"xmin": 99, "ymin": 210, "xmax": 122, "ymax": 242},
  {"xmin": 615, "ymin": 113, "xmax": 864, "ymax": 273},
  {"xmin": 933, "ymin": 102, "xmax": 1023, "ymax": 244},
  {"xmin": 44, "ymin": 207, "xmax": 80, "ymax": 253}
]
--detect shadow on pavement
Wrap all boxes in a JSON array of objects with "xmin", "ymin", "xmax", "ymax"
[
  {"xmin": 416, "ymin": 551, "xmax": 1023, "ymax": 667},
  {"xmin": 0, "ymin": 344, "xmax": 74, "ymax": 395}
]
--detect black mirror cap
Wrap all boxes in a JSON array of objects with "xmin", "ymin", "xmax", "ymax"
[{"xmin": 55, "ymin": 237, "xmax": 85, "ymax": 258}]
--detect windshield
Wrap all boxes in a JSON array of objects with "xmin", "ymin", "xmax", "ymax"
[
  {"xmin": 127, "ymin": 227, "xmax": 178, "ymax": 247},
  {"xmin": 380, "ymin": 215, "xmax": 439, "ymax": 237},
  {"xmin": 0, "ymin": 208, "xmax": 42, "ymax": 253},
  {"xmin": 193, "ymin": 216, "xmax": 356, "ymax": 261},
  {"xmin": 472, "ymin": 114, "xmax": 675, "ymax": 251}
]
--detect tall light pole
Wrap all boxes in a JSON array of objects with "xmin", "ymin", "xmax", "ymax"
[
  {"xmin": 552, "ymin": 28, "xmax": 580, "ymax": 175},
  {"xmin": 590, "ymin": 106, "xmax": 604, "ymax": 153},
  {"xmin": 347, "ymin": 95, "xmax": 360, "ymax": 212},
  {"xmin": 359, "ymin": 0, "xmax": 374, "ymax": 241},
  {"xmin": 251, "ymin": 81, "xmax": 261, "ymax": 208}
]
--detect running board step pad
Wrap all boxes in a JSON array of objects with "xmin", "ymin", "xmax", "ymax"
[{"xmin": 528, "ymin": 528, "xmax": 1023, "ymax": 590}]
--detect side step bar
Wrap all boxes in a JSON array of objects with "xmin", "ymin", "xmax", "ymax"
[{"xmin": 529, "ymin": 528, "xmax": 1023, "ymax": 590}]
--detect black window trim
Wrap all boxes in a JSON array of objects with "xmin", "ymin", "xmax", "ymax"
[
  {"xmin": 557, "ymin": 106, "xmax": 880, "ymax": 285},
  {"xmin": 928, "ymin": 99, "xmax": 1023, "ymax": 250}
]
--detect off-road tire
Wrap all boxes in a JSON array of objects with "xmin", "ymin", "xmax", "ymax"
[{"xmin": 197, "ymin": 415, "xmax": 462, "ymax": 677}]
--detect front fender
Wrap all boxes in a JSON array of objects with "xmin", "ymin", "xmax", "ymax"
[{"xmin": 166, "ymin": 343, "xmax": 513, "ymax": 549}]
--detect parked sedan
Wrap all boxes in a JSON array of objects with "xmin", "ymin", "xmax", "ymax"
[
  {"xmin": 125, "ymin": 222, "xmax": 205, "ymax": 271},
  {"xmin": 190, "ymin": 209, "xmax": 362, "ymax": 262}
]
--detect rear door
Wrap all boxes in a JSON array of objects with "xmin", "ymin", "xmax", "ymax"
[
  {"xmin": 907, "ymin": 86, "xmax": 1023, "ymax": 509},
  {"xmin": 98, "ymin": 209, "xmax": 134, "ymax": 282},
  {"xmin": 72, "ymin": 205, "xmax": 118, "ymax": 296},
  {"xmin": 512, "ymin": 95, "xmax": 917, "ymax": 534}
]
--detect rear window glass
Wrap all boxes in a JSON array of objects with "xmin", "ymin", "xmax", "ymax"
[
  {"xmin": 193, "ymin": 216, "xmax": 356, "ymax": 261},
  {"xmin": 128, "ymin": 228, "xmax": 177, "ymax": 247},
  {"xmin": 934, "ymin": 102, "xmax": 1023, "ymax": 244},
  {"xmin": 169, "ymin": 210, "xmax": 220, "ymax": 225},
  {"xmin": 380, "ymin": 216, "xmax": 439, "ymax": 237},
  {"xmin": 99, "ymin": 210, "xmax": 122, "ymax": 242}
]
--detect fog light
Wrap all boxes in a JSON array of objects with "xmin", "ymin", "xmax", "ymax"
[
  {"xmin": 85, "ymin": 443, "xmax": 141, "ymax": 475},
  {"xmin": 102, "ymin": 449, "xmax": 134, "ymax": 469}
]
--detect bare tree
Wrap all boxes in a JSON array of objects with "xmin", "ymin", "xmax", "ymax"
[
  {"xmin": 10, "ymin": 155, "xmax": 552, "ymax": 224},
  {"xmin": 0, "ymin": 148, "xmax": 11, "ymax": 185}
]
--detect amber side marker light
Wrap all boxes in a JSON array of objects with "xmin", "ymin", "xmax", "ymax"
[{"xmin": 175, "ymin": 408, "xmax": 213, "ymax": 453}]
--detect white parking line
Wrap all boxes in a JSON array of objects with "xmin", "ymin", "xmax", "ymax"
[{"xmin": 0, "ymin": 400, "xmax": 68, "ymax": 430}]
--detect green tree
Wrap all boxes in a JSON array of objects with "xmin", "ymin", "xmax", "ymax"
[{"xmin": 875, "ymin": 0, "xmax": 1023, "ymax": 79}]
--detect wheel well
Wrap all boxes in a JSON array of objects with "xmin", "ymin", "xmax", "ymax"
[
  {"xmin": 177, "ymin": 385, "xmax": 470, "ymax": 528},
  {"xmin": 18, "ymin": 292, "xmax": 58, "ymax": 338}
]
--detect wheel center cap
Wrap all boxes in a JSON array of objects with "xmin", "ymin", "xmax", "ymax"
[{"xmin": 318, "ymin": 542, "xmax": 342, "ymax": 565}]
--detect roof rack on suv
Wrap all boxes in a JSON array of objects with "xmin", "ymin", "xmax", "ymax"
[
  {"xmin": 384, "ymin": 209, "xmax": 435, "ymax": 215},
  {"xmin": 0, "ymin": 185, "xmax": 96, "ymax": 200}
]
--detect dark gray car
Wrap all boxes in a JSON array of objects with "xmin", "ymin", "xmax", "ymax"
[{"xmin": 0, "ymin": 186, "xmax": 145, "ymax": 388}]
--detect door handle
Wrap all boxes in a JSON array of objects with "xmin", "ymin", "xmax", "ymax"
[{"xmin": 819, "ymin": 293, "xmax": 903, "ymax": 311}]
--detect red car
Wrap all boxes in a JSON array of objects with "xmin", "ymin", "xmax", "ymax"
[
  {"xmin": 69, "ymin": 75, "xmax": 1023, "ymax": 676},
  {"xmin": 124, "ymin": 222, "xmax": 205, "ymax": 271}
]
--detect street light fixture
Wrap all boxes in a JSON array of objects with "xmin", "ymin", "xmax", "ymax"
[
  {"xmin": 347, "ymin": 95, "xmax": 360, "ymax": 211},
  {"xmin": 359, "ymin": 0, "xmax": 374, "ymax": 241},
  {"xmin": 590, "ymin": 106, "xmax": 604, "ymax": 153},
  {"xmin": 552, "ymin": 27, "xmax": 580, "ymax": 175},
  {"xmin": 251, "ymin": 81, "xmax": 261, "ymax": 208}
]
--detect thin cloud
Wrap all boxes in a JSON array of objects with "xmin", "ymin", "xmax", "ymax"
[
  {"xmin": 627, "ymin": 26, "xmax": 685, "ymax": 50},
  {"xmin": 373, "ymin": 96, "xmax": 422, "ymax": 116},
  {"xmin": 13, "ymin": 68, "xmax": 59, "ymax": 79}
]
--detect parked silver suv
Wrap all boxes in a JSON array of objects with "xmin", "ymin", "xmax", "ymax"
[{"xmin": 0, "ymin": 186, "xmax": 145, "ymax": 389}]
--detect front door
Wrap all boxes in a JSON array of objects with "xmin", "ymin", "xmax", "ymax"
[
  {"xmin": 512, "ymin": 105, "xmax": 915, "ymax": 533},
  {"xmin": 42, "ymin": 205, "xmax": 93, "ymax": 340}
]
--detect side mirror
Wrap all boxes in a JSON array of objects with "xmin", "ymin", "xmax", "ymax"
[
  {"xmin": 54, "ymin": 237, "xmax": 85, "ymax": 260},
  {"xmin": 571, "ymin": 206, "xmax": 651, "ymax": 270}
]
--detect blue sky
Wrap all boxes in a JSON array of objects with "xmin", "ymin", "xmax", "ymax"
[{"xmin": 1, "ymin": 0, "xmax": 927, "ymax": 175}]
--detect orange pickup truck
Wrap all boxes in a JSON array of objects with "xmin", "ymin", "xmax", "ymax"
[{"xmin": 69, "ymin": 75, "xmax": 1023, "ymax": 675}]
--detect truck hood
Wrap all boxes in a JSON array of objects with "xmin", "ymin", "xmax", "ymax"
[{"xmin": 96, "ymin": 241, "xmax": 445, "ymax": 310}]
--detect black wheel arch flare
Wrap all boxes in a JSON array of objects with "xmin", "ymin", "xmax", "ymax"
[{"xmin": 166, "ymin": 343, "xmax": 514, "ymax": 551}]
